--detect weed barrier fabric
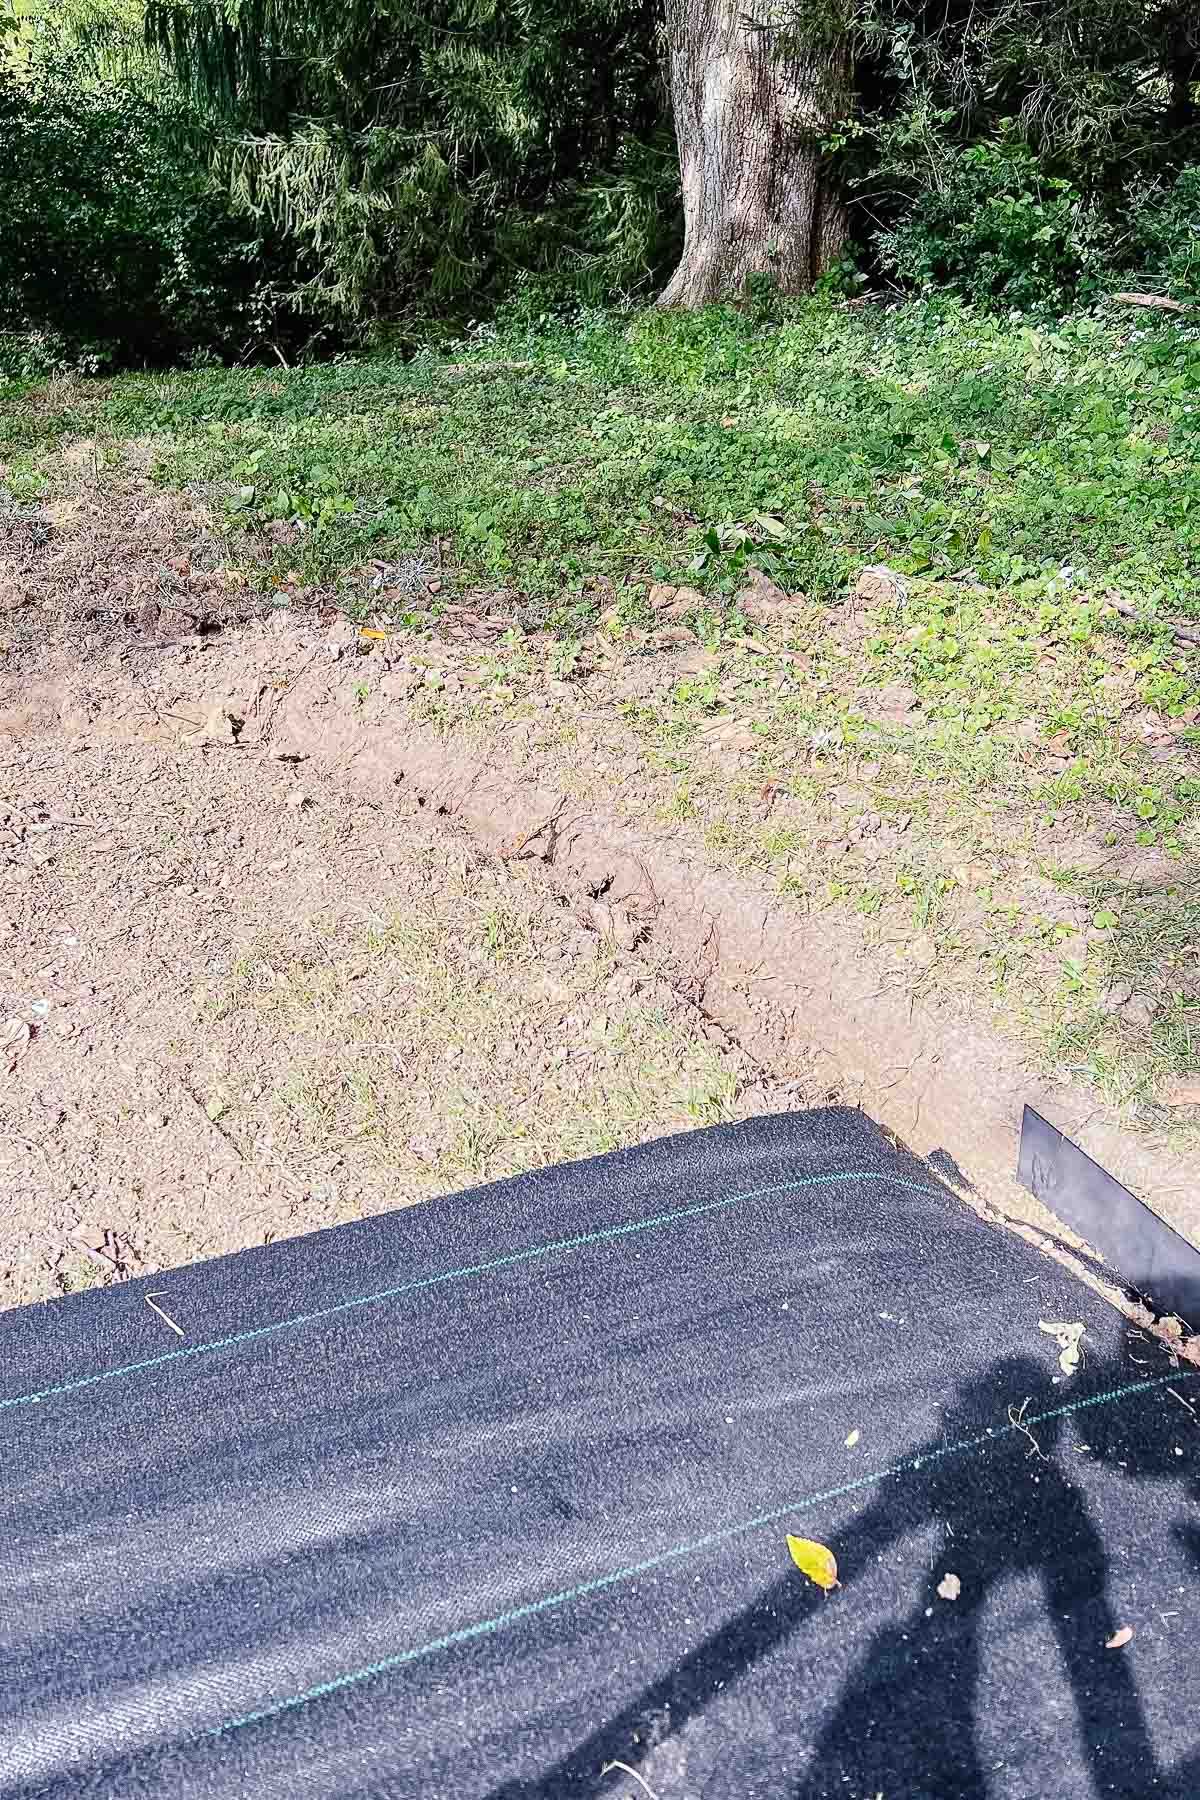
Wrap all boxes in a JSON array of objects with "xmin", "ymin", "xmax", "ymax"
[{"xmin": 2, "ymin": 1108, "xmax": 1199, "ymax": 1799}]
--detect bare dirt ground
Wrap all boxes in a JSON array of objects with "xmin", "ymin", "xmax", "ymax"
[
  {"xmin": 0, "ymin": 471, "xmax": 818, "ymax": 1310},
  {"xmin": 8, "ymin": 449, "xmax": 1200, "ymax": 1325}
]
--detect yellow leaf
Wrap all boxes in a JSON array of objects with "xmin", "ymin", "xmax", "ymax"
[
  {"xmin": 786, "ymin": 1535, "xmax": 839, "ymax": 1591},
  {"xmin": 360, "ymin": 627, "xmax": 388, "ymax": 640}
]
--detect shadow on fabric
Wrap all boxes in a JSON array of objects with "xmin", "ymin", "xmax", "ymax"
[{"xmin": 485, "ymin": 1299, "xmax": 1200, "ymax": 1800}]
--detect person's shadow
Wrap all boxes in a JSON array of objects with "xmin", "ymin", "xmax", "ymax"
[
  {"xmin": 791, "ymin": 1354, "xmax": 1156, "ymax": 1800},
  {"xmin": 486, "ymin": 1339, "xmax": 1198, "ymax": 1800}
]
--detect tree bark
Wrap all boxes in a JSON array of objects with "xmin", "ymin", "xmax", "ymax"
[{"xmin": 659, "ymin": 0, "xmax": 848, "ymax": 307}]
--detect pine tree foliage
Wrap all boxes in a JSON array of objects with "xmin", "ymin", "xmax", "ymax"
[{"xmin": 146, "ymin": 0, "xmax": 675, "ymax": 316}]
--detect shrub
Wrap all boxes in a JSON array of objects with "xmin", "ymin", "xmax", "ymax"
[
  {"xmin": 875, "ymin": 139, "xmax": 1116, "ymax": 311},
  {"xmin": 148, "ymin": 0, "xmax": 674, "ymax": 324},
  {"xmin": 0, "ymin": 56, "xmax": 303, "ymax": 367},
  {"xmin": 1129, "ymin": 167, "xmax": 1200, "ymax": 300}
]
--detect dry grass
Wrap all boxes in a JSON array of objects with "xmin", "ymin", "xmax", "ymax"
[{"xmin": 0, "ymin": 703, "xmax": 806, "ymax": 1309}]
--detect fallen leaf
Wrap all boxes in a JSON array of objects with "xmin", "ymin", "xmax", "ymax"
[
  {"xmin": 787, "ymin": 1535, "xmax": 840, "ymax": 1591},
  {"xmin": 360, "ymin": 627, "xmax": 387, "ymax": 640},
  {"xmin": 1039, "ymin": 1319, "xmax": 1085, "ymax": 1375},
  {"xmin": 1106, "ymin": 1625, "xmax": 1134, "ymax": 1649},
  {"xmin": 937, "ymin": 1572, "xmax": 962, "ymax": 1601},
  {"xmin": 844, "ymin": 1428, "xmax": 861, "ymax": 1447}
]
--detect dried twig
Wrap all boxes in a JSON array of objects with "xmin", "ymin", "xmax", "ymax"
[
  {"xmin": 1106, "ymin": 591, "xmax": 1200, "ymax": 650},
  {"xmin": 1008, "ymin": 1396, "xmax": 1049, "ymax": 1460},
  {"xmin": 600, "ymin": 1762, "xmax": 661, "ymax": 1800},
  {"xmin": 1110, "ymin": 292, "xmax": 1190, "ymax": 314},
  {"xmin": 145, "ymin": 1293, "xmax": 185, "ymax": 1339}
]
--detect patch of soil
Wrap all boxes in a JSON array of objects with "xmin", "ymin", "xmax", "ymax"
[
  {"xmin": 0, "ymin": 708, "xmax": 814, "ymax": 1311},
  {"xmin": 7, "ymin": 464, "xmax": 1200, "ymax": 1319},
  {"xmin": 1, "ymin": 456, "xmax": 271, "ymax": 670}
]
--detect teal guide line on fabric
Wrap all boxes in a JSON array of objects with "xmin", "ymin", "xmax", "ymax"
[
  {"xmin": 212, "ymin": 1368, "xmax": 1197, "ymax": 1739},
  {"xmin": 0, "ymin": 1169, "xmax": 941, "ymax": 1414}
]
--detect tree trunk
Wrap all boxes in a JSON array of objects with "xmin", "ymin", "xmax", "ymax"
[{"xmin": 659, "ymin": 0, "xmax": 848, "ymax": 307}]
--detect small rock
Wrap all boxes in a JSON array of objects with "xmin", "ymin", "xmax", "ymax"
[
  {"xmin": 674, "ymin": 648, "xmax": 719, "ymax": 676},
  {"xmin": 590, "ymin": 901, "xmax": 642, "ymax": 950},
  {"xmin": 325, "ymin": 613, "xmax": 359, "ymax": 660},
  {"xmin": 937, "ymin": 1572, "xmax": 962, "ymax": 1602},
  {"xmin": 736, "ymin": 567, "xmax": 794, "ymax": 626},
  {"xmin": 1099, "ymin": 981, "xmax": 1157, "ymax": 1029},
  {"xmin": 606, "ymin": 971, "xmax": 640, "ymax": 1000},
  {"xmin": 871, "ymin": 682, "xmax": 921, "ymax": 725},
  {"xmin": 187, "ymin": 704, "xmax": 240, "ymax": 746},
  {"xmin": 854, "ymin": 565, "xmax": 908, "ymax": 607},
  {"xmin": 699, "ymin": 715, "xmax": 760, "ymax": 754},
  {"xmin": 285, "ymin": 790, "xmax": 309, "ymax": 812},
  {"xmin": 952, "ymin": 862, "xmax": 988, "ymax": 889}
]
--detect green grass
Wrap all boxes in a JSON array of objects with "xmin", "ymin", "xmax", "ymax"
[
  {"xmin": 8, "ymin": 295, "xmax": 1200, "ymax": 626},
  {"xmin": 8, "ymin": 292, "xmax": 1200, "ymax": 1120}
]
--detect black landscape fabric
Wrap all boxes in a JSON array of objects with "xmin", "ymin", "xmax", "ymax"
[{"xmin": 3, "ymin": 1107, "xmax": 1199, "ymax": 1799}]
